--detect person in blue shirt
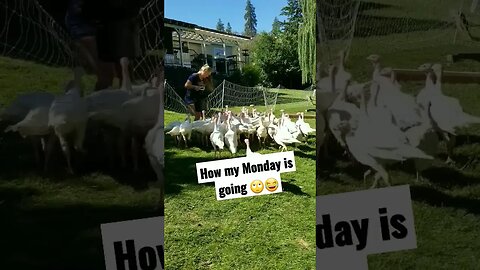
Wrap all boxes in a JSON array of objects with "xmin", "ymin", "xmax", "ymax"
[
  {"xmin": 92, "ymin": 0, "xmax": 143, "ymax": 89},
  {"xmin": 65, "ymin": 0, "xmax": 145, "ymax": 90},
  {"xmin": 184, "ymin": 64, "xmax": 213, "ymax": 120}
]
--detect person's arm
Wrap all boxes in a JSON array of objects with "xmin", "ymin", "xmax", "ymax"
[
  {"xmin": 185, "ymin": 74, "xmax": 205, "ymax": 91},
  {"xmin": 185, "ymin": 80, "xmax": 203, "ymax": 91}
]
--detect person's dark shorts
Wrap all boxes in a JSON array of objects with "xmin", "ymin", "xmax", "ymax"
[
  {"xmin": 184, "ymin": 94, "xmax": 194, "ymax": 105},
  {"xmin": 96, "ymin": 19, "xmax": 140, "ymax": 62},
  {"xmin": 65, "ymin": 15, "xmax": 96, "ymax": 40},
  {"xmin": 194, "ymin": 98, "xmax": 208, "ymax": 112}
]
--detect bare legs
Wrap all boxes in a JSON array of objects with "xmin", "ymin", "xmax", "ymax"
[{"xmin": 73, "ymin": 35, "xmax": 117, "ymax": 91}]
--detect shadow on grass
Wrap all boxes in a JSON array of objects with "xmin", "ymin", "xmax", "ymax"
[
  {"xmin": 0, "ymin": 132, "xmax": 157, "ymax": 192},
  {"xmin": 164, "ymin": 150, "xmax": 211, "ymax": 196},
  {"xmin": 0, "ymin": 185, "xmax": 39, "ymax": 206},
  {"xmin": 422, "ymin": 166, "xmax": 480, "ymax": 189},
  {"xmin": 0, "ymin": 197, "xmax": 161, "ymax": 270},
  {"xmin": 275, "ymin": 92, "xmax": 309, "ymax": 105},
  {"xmin": 455, "ymin": 134, "xmax": 480, "ymax": 146},
  {"xmin": 410, "ymin": 185, "xmax": 480, "ymax": 215},
  {"xmin": 294, "ymin": 147, "xmax": 316, "ymax": 161},
  {"xmin": 282, "ymin": 180, "xmax": 311, "ymax": 197}
]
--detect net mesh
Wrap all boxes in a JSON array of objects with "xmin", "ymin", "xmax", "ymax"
[
  {"xmin": 302, "ymin": 84, "xmax": 316, "ymax": 105},
  {"xmin": 0, "ymin": 0, "xmax": 75, "ymax": 67},
  {"xmin": 317, "ymin": 0, "xmax": 480, "ymax": 74},
  {"xmin": 0, "ymin": 0, "xmax": 164, "ymax": 82},
  {"xmin": 132, "ymin": 0, "xmax": 164, "ymax": 82},
  {"xmin": 164, "ymin": 80, "xmax": 280, "ymax": 116},
  {"xmin": 165, "ymin": 81, "xmax": 189, "ymax": 114},
  {"xmin": 205, "ymin": 80, "xmax": 279, "ymax": 115}
]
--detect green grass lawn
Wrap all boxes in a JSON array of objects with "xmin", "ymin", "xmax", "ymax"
[
  {"xmin": 3, "ymin": 1, "xmax": 480, "ymax": 267},
  {"xmin": 318, "ymin": 17, "xmax": 480, "ymax": 269},
  {"xmin": 0, "ymin": 56, "xmax": 161, "ymax": 269},
  {"xmin": 164, "ymin": 89, "xmax": 317, "ymax": 269}
]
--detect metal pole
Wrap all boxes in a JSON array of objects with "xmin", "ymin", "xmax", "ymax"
[
  {"xmin": 177, "ymin": 29, "xmax": 184, "ymax": 67},
  {"xmin": 263, "ymin": 86, "xmax": 267, "ymax": 108},
  {"xmin": 198, "ymin": 34, "xmax": 208, "ymax": 65},
  {"xmin": 223, "ymin": 42, "xmax": 228, "ymax": 75},
  {"xmin": 221, "ymin": 80, "xmax": 225, "ymax": 109},
  {"xmin": 203, "ymin": 43, "xmax": 207, "ymax": 64},
  {"xmin": 237, "ymin": 42, "xmax": 242, "ymax": 71}
]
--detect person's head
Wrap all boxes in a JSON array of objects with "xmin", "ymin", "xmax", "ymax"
[{"xmin": 198, "ymin": 64, "xmax": 212, "ymax": 79}]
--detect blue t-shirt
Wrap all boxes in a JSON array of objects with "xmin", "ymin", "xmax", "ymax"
[
  {"xmin": 65, "ymin": 0, "xmax": 85, "ymax": 26},
  {"xmin": 186, "ymin": 73, "xmax": 205, "ymax": 100},
  {"xmin": 188, "ymin": 73, "xmax": 202, "ymax": 86}
]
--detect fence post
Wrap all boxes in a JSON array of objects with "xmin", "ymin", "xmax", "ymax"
[
  {"xmin": 263, "ymin": 86, "xmax": 267, "ymax": 109},
  {"xmin": 221, "ymin": 80, "xmax": 225, "ymax": 110}
]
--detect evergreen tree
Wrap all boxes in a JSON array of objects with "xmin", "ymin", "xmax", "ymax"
[
  {"xmin": 281, "ymin": 0, "xmax": 302, "ymax": 35},
  {"xmin": 244, "ymin": 0, "xmax": 257, "ymax": 37},
  {"xmin": 226, "ymin": 22, "xmax": 232, "ymax": 33},
  {"xmin": 271, "ymin": 17, "xmax": 282, "ymax": 34},
  {"xmin": 216, "ymin": 18, "xmax": 225, "ymax": 31}
]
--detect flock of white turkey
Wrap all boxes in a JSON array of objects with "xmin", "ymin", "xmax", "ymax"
[
  {"xmin": 165, "ymin": 106, "xmax": 316, "ymax": 157},
  {"xmin": 318, "ymin": 51, "xmax": 480, "ymax": 188},
  {"xmin": 0, "ymin": 57, "xmax": 165, "ymax": 193}
]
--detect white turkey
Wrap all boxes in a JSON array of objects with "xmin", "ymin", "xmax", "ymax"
[
  {"xmin": 245, "ymin": 138, "xmax": 262, "ymax": 157},
  {"xmin": 120, "ymin": 79, "xmax": 160, "ymax": 171},
  {"xmin": 4, "ymin": 106, "xmax": 51, "ymax": 168},
  {"xmin": 85, "ymin": 57, "xmax": 135, "ymax": 168},
  {"xmin": 423, "ymin": 63, "xmax": 480, "ymax": 165},
  {"xmin": 166, "ymin": 122, "xmax": 182, "ymax": 146},
  {"xmin": 179, "ymin": 114, "xmax": 192, "ymax": 148},
  {"xmin": 271, "ymin": 118, "xmax": 301, "ymax": 152},
  {"xmin": 224, "ymin": 115, "xmax": 238, "ymax": 155},
  {"xmin": 46, "ymin": 67, "xmax": 88, "ymax": 174},
  {"xmin": 144, "ymin": 65, "xmax": 165, "ymax": 210},
  {"xmin": 256, "ymin": 116, "xmax": 268, "ymax": 148},
  {"xmin": 0, "ymin": 92, "xmax": 54, "ymax": 124},
  {"xmin": 210, "ymin": 113, "xmax": 225, "ymax": 158},
  {"xmin": 342, "ymin": 78, "xmax": 433, "ymax": 188}
]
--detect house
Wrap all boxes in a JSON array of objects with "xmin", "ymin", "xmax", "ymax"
[{"xmin": 164, "ymin": 18, "xmax": 252, "ymax": 75}]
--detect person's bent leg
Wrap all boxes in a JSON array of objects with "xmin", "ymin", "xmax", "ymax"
[
  {"xmin": 95, "ymin": 22, "xmax": 116, "ymax": 90},
  {"xmin": 187, "ymin": 104, "xmax": 196, "ymax": 116},
  {"xmin": 114, "ymin": 60, "xmax": 123, "ymax": 87},
  {"xmin": 109, "ymin": 19, "xmax": 136, "ymax": 87},
  {"xmin": 95, "ymin": 61, "xmax": 115, "ymax": 90},
  {"xmin": 194, "ymin": 99, "xmax": 207, "ymax": 120},
  {"xmin": 77, "ymin": 36, "xmax": 99, "ymax": 75}
]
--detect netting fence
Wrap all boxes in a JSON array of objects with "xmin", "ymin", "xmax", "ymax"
[
  {"xmin": 0, "ymin": 0, "xmax": 75, "ymax": 67},
  {"xmin": 317, "ymin": 0, "xmax": 480, "ymax": 74},
  {"xmin": 0, "ymin": 0, "xmax": 164, "ymax": 83},
  {"xmin": 164, "ymin": 80, "xmax": 280, "ymax": 116}
]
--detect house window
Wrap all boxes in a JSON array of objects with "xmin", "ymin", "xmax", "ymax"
[{"xmin": 213, "ymin": 47, "xmax": 225, "ymax": 59}]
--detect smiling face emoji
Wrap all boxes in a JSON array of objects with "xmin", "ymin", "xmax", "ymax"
[
  {"xmin": 250, "ymin": 180, "xmax": 264, "ymax": 193},
  {"xmin": 265, "ymin": 178, "xmax": 278, "ymax": 192}
]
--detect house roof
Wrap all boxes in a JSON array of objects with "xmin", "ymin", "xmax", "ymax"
[{"xmin": 165, "ymin": 18, "xmax": 252, "ymax": 44}]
